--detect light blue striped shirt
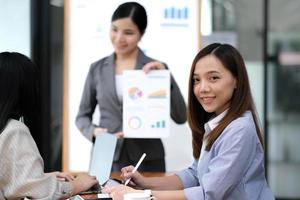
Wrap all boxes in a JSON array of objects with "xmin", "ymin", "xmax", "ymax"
[{"xmin": 176, "ymin": 111, "xmax": 274, "ymax": 200}]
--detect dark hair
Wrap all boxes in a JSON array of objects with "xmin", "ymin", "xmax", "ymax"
[
  {"xmin": 0, "ymin": 52, "xmax": 40, "ymax": 137},
  {"xmin": 111, "ymin": 2, "xmax": 147, "ymax": 35},
  {"xmin": 187, "ymin": 43, "xmax": 264, "ymax": 159}
]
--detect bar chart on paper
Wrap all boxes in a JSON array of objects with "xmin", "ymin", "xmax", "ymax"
[{"xmin": 151, "ymin": 120, "xmax": 166, "ymax": 129}]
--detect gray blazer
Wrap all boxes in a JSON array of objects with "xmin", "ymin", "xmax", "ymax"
[{"xmin": 76, "ymin": 48, "xmax": 187, "ymax": 162}]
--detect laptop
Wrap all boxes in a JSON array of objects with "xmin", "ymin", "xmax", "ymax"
[{"xmin": 79, "ymin": 133, "xmax": 120, "ymax": 196}]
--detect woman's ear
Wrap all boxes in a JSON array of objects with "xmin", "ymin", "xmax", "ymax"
[{"xmin": 234, "ymin": 79, "xmax": 237, "ymax": 89}]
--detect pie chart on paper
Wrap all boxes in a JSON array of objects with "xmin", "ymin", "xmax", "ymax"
[
  {"xmin": 128, "ymin": 116, "xmax": 142, "ymax": 130},
  {"xmin": 128, "ymin": 87, "xmax": 143, "ymax": 100}
]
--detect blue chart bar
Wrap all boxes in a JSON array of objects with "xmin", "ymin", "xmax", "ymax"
[
  {"xmin": 183, "ymin": 7, "xmax": 188, "ymax": 19},
  {"xmin": 162, "ymin": 120, "xmax": 165, "ymax": 128},
  {"xmin": 151, "ymin": 120, "xmax": 166, "ymax": 128},
  {"xmin": 164, "ymin": 7, "xmax": 188, "ymax": 19}
]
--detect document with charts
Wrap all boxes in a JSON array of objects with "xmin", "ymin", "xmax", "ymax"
[{"xmin": 123, "ymin": 70, "xmax": 170, "ymax": 138}]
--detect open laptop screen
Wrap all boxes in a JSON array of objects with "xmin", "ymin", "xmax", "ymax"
[{"xmin": 89, "ymin": 133, "xmax": 117, "ymax": 185}]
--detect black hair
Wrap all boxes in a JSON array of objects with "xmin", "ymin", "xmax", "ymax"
[
  {"xmin": 111, "ymin": 2, "xmax": 147, "ymax": 35},
  {"xmin": 0, "ymin": 52, "xmax": 40, "ymax": 136}
]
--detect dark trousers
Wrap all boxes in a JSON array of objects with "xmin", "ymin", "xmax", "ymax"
[{"xmin": 112, "ymin": 150, "xmax": 165, "ymax": 172}]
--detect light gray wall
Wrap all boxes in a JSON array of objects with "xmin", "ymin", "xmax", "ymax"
[{"xmin": 0, "ymin": 0, "xmax": 31, "ymax": 55}]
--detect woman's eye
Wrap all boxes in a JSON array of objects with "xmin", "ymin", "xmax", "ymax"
[
  {"xmin": 209, "ymin": 76, "xmax": 219, "ymax": 81},
  {"xmin": 125, "ymin": 32, "xmax": 134, "ymax": 35},
  {"xmin": 193, "ymin": 78, "xmax": 200, "ymax": 84}
]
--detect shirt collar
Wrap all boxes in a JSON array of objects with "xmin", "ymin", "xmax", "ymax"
[{"xmin": 204, "ymin": 109, "xmax": 228, "ymax": 133}]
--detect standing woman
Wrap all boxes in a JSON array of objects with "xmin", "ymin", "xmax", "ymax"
[
  {"xmin": 0, "ymin": 52, "xmax": 98, "ymax": 199},
  {"xmin": 76, "ymin": 2, "xmax": 186, "ymax": 172},
  {"xmin": 104, "ymin": 43, "xmax": 274, "ymax": 200}
]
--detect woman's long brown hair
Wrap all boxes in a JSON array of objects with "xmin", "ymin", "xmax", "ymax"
[{"xmin": 187, "ymin": 43, "xmax": 264, "ymax": 159}]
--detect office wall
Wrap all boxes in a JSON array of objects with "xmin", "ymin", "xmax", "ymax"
[{"xmin": 0, "ymin": 0, "xmax": 31, "ymax": 55}]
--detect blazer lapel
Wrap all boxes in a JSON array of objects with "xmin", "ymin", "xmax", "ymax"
[
  {"xmin": 102, "ymin": 49, "xmax": 151, "ymax": 105},
  {"xmin": 135, "ymin": 48, "xmax": 152, "ymax": 70},
  {"xmin": 101, "ymin": 53, "xmax": 122, "ymax": 105}
]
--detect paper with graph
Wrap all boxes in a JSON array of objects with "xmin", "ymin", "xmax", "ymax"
[{"xmin": 123, "ymin": 70, "xmax": 170, "ymax": 138}]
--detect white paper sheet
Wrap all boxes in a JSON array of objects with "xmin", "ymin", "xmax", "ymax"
[{"xmin": 123, "ymin": 70, "xmax": 170, "ymax": 138}]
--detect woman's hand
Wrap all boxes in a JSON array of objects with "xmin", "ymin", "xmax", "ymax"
[
  {"xmin": 46, "ymin": 171, "xmax": 75, "ymax": 181},
  {"xmin": 120, "ymin": 165, "xmax": 146, "ymax": 188},
  {"xmin": 72, "ymin": 173, "xmax": 98, "ymax": 195},
  {"xmin": 103, "ymin": 185, "xmax": 139, "ymax": 200},
  {"xmin": 93, "ymin": 127, "xmax": 108, "ymax": 137},
  {"xmin": 94, "ymin": 128, "xmax": 123, "ymax": 139},
  {"xmin": 114, "ymin": 131, "xmax": 124, "ymax": 139},
  {"xmin": 142, "ymin": 61, "xmax": 166, "ymax": 73}
]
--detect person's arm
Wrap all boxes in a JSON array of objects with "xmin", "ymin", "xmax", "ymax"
[
  {"xmin": 141, "ymin": 174, "xmax": 184, "ymax": 190},
  {"xmin": 69, "ymin": 173, "xmax": 98, "ymax": 195},
  {"xmin": 169, "ymin": 73, "xmax": 187, "ymax": 124},
  {"xmin": 104, "ymin": 173, "xmax": 187, "ymax": 199},
  {"xmin": 0, "ymin": 122, "xmax": 98, "ymax": 199},
  {"xmin": 45, "ymin": 172, "xmax": 100, "ymax": 196},
  {"xmin": 46, "ymin": 171, "xmax": 75, "ymax": 181},
  {"xmin": 120, "ymin": 123, "xmax": 257, "ymax": 200},
  {"xmin": 104, "ymin": 161, "xmax": 198, "ymax": 200},
  {"xmin": 119, "ymin": 166, "xmax": 184, "ymax": 190},
  {"xmin": 75, "ymin": 64, "xmax": 98, "ymax": 141},
  {"xmin": 180, "ymin": 123, "xmax": 258, "ymax": 200},
  {"xmin": 0, "ymin": 123, "xmax": 73, "ymax": 199},
  {"xmin": 151, "ymin": 190, "xmax": 186, "ymax": 200},
  {"xmin": 105, "ymin": 185, "xmax": 186, "ymax": 200}
]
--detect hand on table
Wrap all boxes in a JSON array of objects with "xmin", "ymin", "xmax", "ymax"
[
  {"xmin": 103, "ymin": 184, "xmax": 137, "ymax": 200},
  {"xmin": 46, "ymin": 171, "xmax": 75, "ymax": 181},
  {"xmin": 72, "ymin": 173, "xmax": 98, "ymax": 195}
]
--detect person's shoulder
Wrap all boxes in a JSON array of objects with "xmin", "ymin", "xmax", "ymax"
[
  {"xmin": 89, "ymin": 55, "xmax": 111, "ymax": 71},
  {"xmin": 1, "ymin": 119, "xmax": 30, "ymax": 140},
  {"xmin": 229, "ymin": 111, "xmax": 255, "ymax": 129},
  {"xmin": 5, "ymin": 119, "xmax": 29, "ymax": 132},
  {"xmin": 140, "ymin": 52, "xmax": 169, "ymax": 69},
  {"xmin": 222, "ymin": 111, "xmax": 257, "ymax": 139},
  {"xmin": 138, "ymin": 49, "xmax": 158, "ymax": 62},
  {"xmin": 91, "ymin": 56, "xmax": 109, "ymax": 65},
  {"xmin": 214, "ymin": 111, "xmax": 258, "ymax": 151}
]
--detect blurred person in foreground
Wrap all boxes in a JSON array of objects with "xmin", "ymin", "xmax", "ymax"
[{"xmin": 0, "ymin": 52, "xmax": 98, "ymax": 199}]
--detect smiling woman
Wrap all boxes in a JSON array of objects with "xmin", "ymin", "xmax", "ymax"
[
  {"xmin": 75, "ymin": 1, "xmax": 187, "ymax": 173},
  {"xmin": 102, "ymin": 43, "xmax": 274, "ymax": 200}
]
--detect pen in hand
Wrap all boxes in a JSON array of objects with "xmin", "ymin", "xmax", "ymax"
[{"xmin": 124, "ymin": 153, "xmax": 146, "ymax": 186}]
